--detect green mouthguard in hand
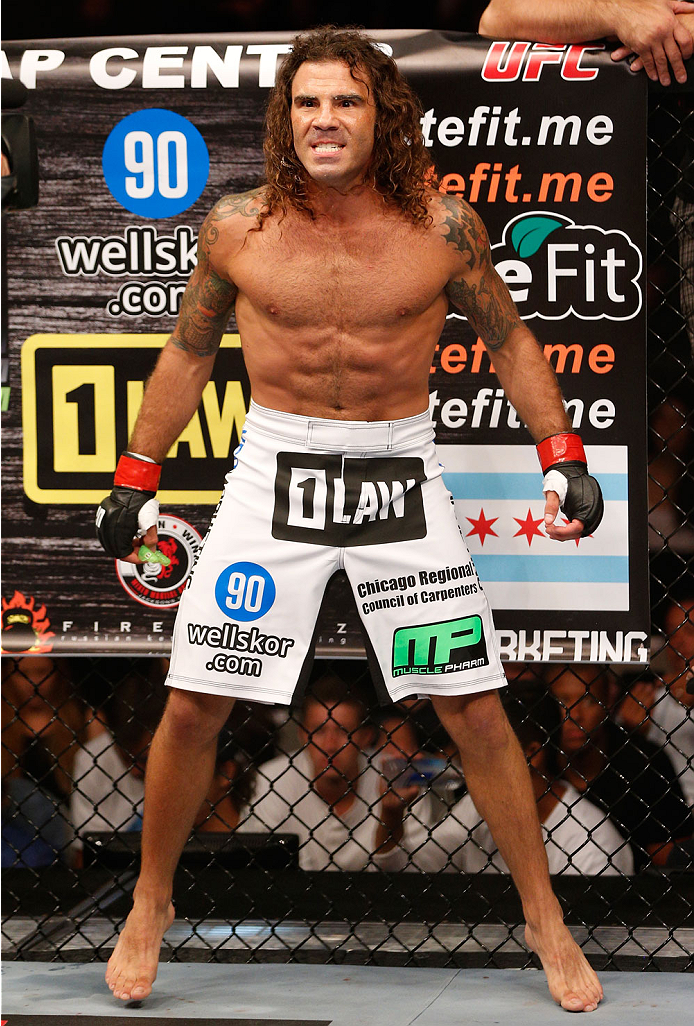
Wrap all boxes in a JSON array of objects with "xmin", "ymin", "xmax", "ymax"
[{"xmin": 138, "ymin": 544, "xmax": 171, "ymax": 566}]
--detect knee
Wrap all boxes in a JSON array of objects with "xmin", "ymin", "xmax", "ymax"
[
  {"xmin": 433, "ymin": 691, "xmax": 512, "ymax": 753},
  {"xmin": 160, "ymin": 688, "xmax": 232, "ymax": 746}
]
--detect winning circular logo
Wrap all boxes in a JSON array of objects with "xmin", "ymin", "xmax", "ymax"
[
  {"xmin": 116, "ymin": 515, "xmax": 203, "ymax": 609},
  {"xmin": 102, "ymin": 108, "xmax": 210, "ymax": 219}
]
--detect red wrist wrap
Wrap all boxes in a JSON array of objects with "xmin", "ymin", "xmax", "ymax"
[
  {"xmin": 114, "ymin": 453, "xmax": 161, "ymax": 492},
  {"xmin": 537, "ymin": 433, "xmax": 586, "ymax": 473}
]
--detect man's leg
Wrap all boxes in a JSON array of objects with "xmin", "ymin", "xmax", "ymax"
[
  {"xmin": 106, "ymin": 687, "xmax": 235, "ymax": 1001},
  {"xmin": 431, "ymin": 691, "xmax": 603, "ymax": 1013}
]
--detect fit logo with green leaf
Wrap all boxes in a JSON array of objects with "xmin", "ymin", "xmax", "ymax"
[{"xmin": 488, "ymin": 212, "xmax": 642, "ymax": 322}]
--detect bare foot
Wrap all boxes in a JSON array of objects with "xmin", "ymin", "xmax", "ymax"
[
  {"xmin": 525, "ymin": 921, "xmax": 603, "ymax": 1012},
  {"xmin": 105, "ymin": 899, "xmax": 175, "ymax": 1001}
]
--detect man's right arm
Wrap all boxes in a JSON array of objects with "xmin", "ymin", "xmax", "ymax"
[
  {"xmin": 128, "ymin": 202, "xmax": 239, "ymax": 463},
  {"xmin": 478, "ymin": 0, "xmax": 693, "ymax": 86},
  {"xmin": 95, "ymin": 198, "xmax": 239, "ymax": 560}
]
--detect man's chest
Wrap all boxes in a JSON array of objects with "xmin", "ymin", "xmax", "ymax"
[{"xmin": 231, "ymin": 223, "xmax": 449, "ymax": 327}]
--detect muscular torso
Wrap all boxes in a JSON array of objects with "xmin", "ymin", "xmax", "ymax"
[{"xmin": 213, "ymin": 191, "xmax": 455, "ymax": 420}]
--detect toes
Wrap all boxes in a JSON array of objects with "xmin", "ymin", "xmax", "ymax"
[
  {"xmin": 111, "ymin": 971, "xmax": 133, "ymax": 1001},
  {"xmin": 107, "ymin": 960, "xmax": 154, "ymax": 1002},
  {"xmin": 131, "ymin": 979, "xmax": 152, "ymax": 1000},
  {"xmin": 561, "ymin": 993, "xmax": 586, "ymax": 1012},
  {"xmin": 560, "ymin": 991, "xmax": 600, "ymax": 1013}
]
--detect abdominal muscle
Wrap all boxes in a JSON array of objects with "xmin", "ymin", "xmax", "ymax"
[{"xmin": 236, "ymin": 299, "xmax": 447, "ymax": 423}]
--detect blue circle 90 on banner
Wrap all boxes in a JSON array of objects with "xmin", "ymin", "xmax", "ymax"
[{"xmin": 102, "ymin": 108, "xmax": 209, "ymax": 219}]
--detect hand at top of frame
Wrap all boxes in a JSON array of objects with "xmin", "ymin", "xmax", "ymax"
[{"xmin": 609, "ymin": 1, "xmax": 693, "ymax": 86}]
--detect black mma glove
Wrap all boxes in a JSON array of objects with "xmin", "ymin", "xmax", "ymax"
[
  {"xmin": 537, "ymin": 433, "xmax": 604, "ymax": 537},
  {"xmin": 95, "ymin": 452, "xmax": 161, "ymax": 558}
]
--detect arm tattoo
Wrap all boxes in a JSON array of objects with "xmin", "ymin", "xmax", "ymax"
[
  {"xmin": 199, "ymin": 189, "xmax": 264, "ymax": 249},
  {"xmin": 439, "ymin": 194, "xmax": 487, "ymax": 270},
  {"xmin": 171, "ymin": 266, "xmax": 237, "ymax": 356},
  {"xmin": 446, "ymin": 275, "xmax": 519, "ymax": 350},
  {"xmin": 171, "ymin": 190, "xmax": 262, "ymax": 357},
  {"xmin": 441, "ymin": 196, "xmax": 521, "ymax": 349}
]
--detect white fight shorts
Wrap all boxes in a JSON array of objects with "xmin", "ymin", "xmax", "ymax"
[{"xmin": 167, "ymin": 401, "xmax": 506, "ymax": 704}]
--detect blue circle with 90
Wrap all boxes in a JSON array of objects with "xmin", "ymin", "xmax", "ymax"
[
  {"xmin": 215, "ymin": 562, "xmax": 276, "ymax": 622},
  {"xmin": 102, "ymin": 108, "xmax": 209, "ymax": 219}
]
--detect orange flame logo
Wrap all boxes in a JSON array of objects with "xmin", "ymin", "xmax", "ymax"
[{"xmin": 1, "ymin": 591, "xmax": 55, "ymax": 653}]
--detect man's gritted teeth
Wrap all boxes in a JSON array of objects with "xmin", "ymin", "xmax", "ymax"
[{"xmin": 311, "ymin": 141, "xmax": 345, "ymax": 152}]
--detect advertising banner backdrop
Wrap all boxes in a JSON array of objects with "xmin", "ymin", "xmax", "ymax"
[{"xmin": 1, "ymin": 32, "xmax": 649, "ymax": 663}]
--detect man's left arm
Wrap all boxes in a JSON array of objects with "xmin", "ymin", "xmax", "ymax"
[{"xmin": 441, "ymin": 196, "xmax": 604, "ymax": 540}]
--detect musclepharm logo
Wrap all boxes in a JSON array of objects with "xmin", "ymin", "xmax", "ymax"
[
  {"xmin": 392, "ymin": 614, "xmax": 489, "ymax": 676},
  {"xmin": 487, "ymin": 212, "xmax": 642, "ymax": 322}
]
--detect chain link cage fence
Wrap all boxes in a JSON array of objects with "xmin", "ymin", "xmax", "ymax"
[{"xmin": 2, "ymin": 84, "xmax": 693, "ymax": 973}]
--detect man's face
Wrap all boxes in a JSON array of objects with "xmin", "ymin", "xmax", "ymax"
[
  {"xmin": 290, "ymin": 60, "xmax": 377, "ymax": 191},
  {"xmin": 551, "ymin": 670, "xmax": 608, "ymax": 754},
  {"xmin": 301, "ymin": 700, "xmax": 362, "ymax": 784}
]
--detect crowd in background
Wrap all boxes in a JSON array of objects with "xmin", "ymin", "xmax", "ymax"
[{"xmin": 3, "ymin": 610, "xmax": 692, "ymax": 877}]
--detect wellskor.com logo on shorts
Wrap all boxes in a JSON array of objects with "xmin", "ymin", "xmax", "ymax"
[{"xmin": 392, "ymin": 615, "xmax": 489, "ymax": 677}]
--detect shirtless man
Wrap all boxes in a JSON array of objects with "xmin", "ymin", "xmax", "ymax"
[{"xmin": 96, "ymin": 27, "xmax": 604, "ymax": 1013}]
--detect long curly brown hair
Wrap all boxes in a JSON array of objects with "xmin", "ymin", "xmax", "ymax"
[{"xmin": 260, "ymin": 26, "xmax": 436, "ymax": 229}]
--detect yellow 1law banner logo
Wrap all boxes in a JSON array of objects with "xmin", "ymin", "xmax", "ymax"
[{"xmin": 21, "ymin": 334, "xmax": 250, "ymax": 504}]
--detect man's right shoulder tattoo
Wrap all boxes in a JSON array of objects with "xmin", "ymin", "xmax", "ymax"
[{"xmin": 200, "ymin": 189, "xmax": 266, "ymax": 249}]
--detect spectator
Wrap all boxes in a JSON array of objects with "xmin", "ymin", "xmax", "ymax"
[
  {"xmin": 549, "ymin": 665, "xmax": 693, "ymax": 869},
  {"xmin": 670, "ymin": 141, "xmax": 694, "ymax": 365},
  {"xmin": 2, "ymin": 657, "xmax": 88, "ymax": 867},
  {"xmin": 376, "ymin": 708, "xmax": 422, "ymax": 763},
  {"xmin": 70, "ymin": 660, "xmax": 169, "ymax": 857},
  {"xmin": 193, "ymin": 724, "xmax": 257, "ymax": 833},
  {"xmin": 221, "ymin": 698, "xmax": 278, "ymax": 770},
  {"xmin": 3, "ymin": 656, "xmax": 87, "ymax": 798},
  {"xmin": 478, "ymin": 0, "xmax": 694, "ymax": 87},
  {"xmin": 373, "ymin": 705, "xmax": 465, "ymax": 838},
  {"xmin": 648, "ymin": 394, "xmax": 694, "ymax": 549},
  {"xmin": 71, "ymin": 659, "xmax": 254, "ymax": 859},
  {"xmin": 376, "ymin": 687, "xmax": 633, "ymax": 875},
  {"xmin": 2, "ymin": 775, "xmax": 66, "ymax": 868},
  {"xmin": 238, "ymin": 673, "xmax": 413, "ymax": 870},
  {"xmin": 619, "ymin": 595, "xmax": 694, "ymax": 807}
]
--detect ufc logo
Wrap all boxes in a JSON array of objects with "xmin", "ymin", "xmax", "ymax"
[{"xmin": 482, "ymin": 42, "xmax": 604, "ymax": 82}]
